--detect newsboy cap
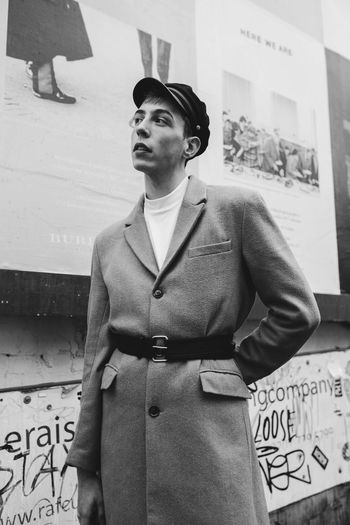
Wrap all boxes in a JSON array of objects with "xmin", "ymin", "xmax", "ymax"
[{"xmin": 133, "ymin": 77, "xmax": 210, "ymax": 157}]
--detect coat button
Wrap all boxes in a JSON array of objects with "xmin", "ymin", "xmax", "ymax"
[
  {"xmin": 149, "ymin": 406, "xmax": 160, "ymax": 417},
  {"xmin": 153, "ymin": 289, "xmax": 163, "ymax": 299}
]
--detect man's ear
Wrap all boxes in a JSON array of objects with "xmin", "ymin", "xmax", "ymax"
[{"xmin": 183, "ymin": 136, "xmax": 201, "ymax": 160}]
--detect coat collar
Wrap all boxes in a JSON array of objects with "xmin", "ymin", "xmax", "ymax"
[{"xmin": 123, "ymin": 175, "xmax": 207, "ymax": 279}]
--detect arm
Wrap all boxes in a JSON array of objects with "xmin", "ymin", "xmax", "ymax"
[
  {"xmin": 234, "ymin": 192, "xmax": 320, "ymax": 385},
  {"xmin": 76, "ymin": 468, "xmax": 105, "ymax": 525},
  {"xmin": 66, "ymin": 239, "xmax": 112, "ymax": 472}
]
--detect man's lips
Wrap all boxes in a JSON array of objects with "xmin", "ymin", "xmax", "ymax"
[{"xmin": 133, "ymin": 143, "xmax": 151, "ymax": 152}]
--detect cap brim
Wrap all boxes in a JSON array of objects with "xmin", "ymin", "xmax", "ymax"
[{"xmin": 133, "ymin": 77, "xmax": 188, "ymax": 120}]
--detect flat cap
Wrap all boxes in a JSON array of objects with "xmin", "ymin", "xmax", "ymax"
[{"xmin": 133, "ymin": 77, "xmax": 210, "ymax": 157}]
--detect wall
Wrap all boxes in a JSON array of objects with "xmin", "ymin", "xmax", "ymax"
[
  {"xmin": 250, "ymin": 349, "xmax": 350, "ymax": 511},
  {"xmin": 0, "ymin": 317, "xmax": 349, "ymax": 523},
  {"xmin": 0, "ymin": 318, "xmax": 82, "ymax": 524}
]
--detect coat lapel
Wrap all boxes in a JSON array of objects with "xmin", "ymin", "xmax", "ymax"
[
  {"xmin": 123, "ymin": 176, "xmax": 207, "ymax": 281},
  {"xmin": 154, "ymin": 176, "xmax": 207, "ymax": 285},
  {"xmin": 123, "ymin": 195, "xmax": 158, "ymax": 277}
]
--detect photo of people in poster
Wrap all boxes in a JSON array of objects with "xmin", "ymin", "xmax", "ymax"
[{"xmin": 222, "ymin": 72, "xmax": 319, "ymax": 195}]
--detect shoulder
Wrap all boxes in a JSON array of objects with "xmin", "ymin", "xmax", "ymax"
[
  {"xmin": 94, "ymin": 219, "xmax": 125, "ymax": 253},
  {"xmin": 206, "ymin": 184, "xmax": 264, "ymax": 210}
]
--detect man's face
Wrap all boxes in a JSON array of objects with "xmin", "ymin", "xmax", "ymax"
[{"xmin": 130, "ymin": 98, "xmax": 188, "ymax": 175}]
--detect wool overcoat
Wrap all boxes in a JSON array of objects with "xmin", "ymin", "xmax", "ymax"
[
  {"xmin": 66, "ymin": 175, "xmax": 320, "ymax": 525},
  {"xmin": 7, "ymin": 0, "xmax": 92, "ymax": 64}
]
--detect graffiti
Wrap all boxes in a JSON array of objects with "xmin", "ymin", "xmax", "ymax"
[
  {"xmin": 0, "ymin": 444, "xmax": 77, "ymax": 521},
  {"xmin": 249, "ymin": 351, "xmax": 350, "ymax": 512},
  {"xmin": 334, "ymin": 377, "xmax": 343, "ymax": 397},
  {"xmin": 342, "ymin": 443, "xmax": 350, "ymax": 461},
  {"xmin": 0, "ymin": 388, "xmax": 79, "ymax": 524},
  {"xmin": 253, "ymin": 408, "xmax": 311, "ymax": 494},
  {"xmin": 311, "ymin": 445, "xmax": 329, "ymax": 470},
  {"xmin": 258, "ymin": 447, "xmax": 311, "ymax": 493},
  {"xmin": 254, "ymin": 409, "xmax": 296, "ymax": 445}
]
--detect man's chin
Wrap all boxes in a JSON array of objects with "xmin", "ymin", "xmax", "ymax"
[{"xmin": 132, "ymin": 159, "xmax": 153, "ymax": 174}]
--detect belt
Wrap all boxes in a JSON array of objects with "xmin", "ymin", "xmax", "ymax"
[{"xmin": 111, "ymin": 333, "xmax": 235, "ymax": 362}]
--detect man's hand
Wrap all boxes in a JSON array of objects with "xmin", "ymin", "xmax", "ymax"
[{"xmin": 77, "ymin": 468, "xmax": 106, "ymax": 525}]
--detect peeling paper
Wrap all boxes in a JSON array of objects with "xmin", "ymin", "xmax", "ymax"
[{"xmin": 327, "ymin": 361, "xmax": 344, "ymax": 378}]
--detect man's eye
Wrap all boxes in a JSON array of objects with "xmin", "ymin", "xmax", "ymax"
[
  {"xmin": 130, "ymin": 116, "xmax": 143, "ymax": 127},
  {"xmin": 155, "ymin": 117, "xmax": 168, "ymax": 125}
]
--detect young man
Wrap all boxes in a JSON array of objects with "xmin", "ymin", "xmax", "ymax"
[{"xmin": 66, "ymin": 78, "xmax": 320, "ymax": 525}]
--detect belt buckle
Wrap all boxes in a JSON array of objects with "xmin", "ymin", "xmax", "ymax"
[{"xmin": 152, "ymin": 335, "xmax": 168, "ymax": 362}]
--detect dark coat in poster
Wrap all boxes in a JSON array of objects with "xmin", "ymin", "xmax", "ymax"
[
  {"xmin": 66, "ymin": 176, "xmax": 320, "ymax": 524},
  {"xmin": 7, "ymin": 0, "xmax": 92, "ymax": 63}
]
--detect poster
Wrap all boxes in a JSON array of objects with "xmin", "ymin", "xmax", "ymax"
[
  {"xmin": 0, "ymin": 385, "xmax": 80, "ymax": 525},
  {"xmin": 325, "ymin": 50, "xmax": 350, "ymax": 294},
  {"xmin": 0, "ymin": 1, "xmax": 8, "ymax": 106},
  {"xmin": 196, "ymin": 0, "xmax": 340, "ymax": 294},
  {"xmin": 249, "ymin": 350, "xmax": 350, "ymax": 511},
  {"xmin": 322, "ymin": 0, "xmax": 350, "ymax": 293},
  {"xmin": 0, "ymin": 0, "xmax": 196, "ymax": 275},
  {"xmin": 321, "ymin": 0, "xmax": 350, "ymax": 61},
  {"xmin": 2, "ymin": 351, "xmax": 350, "ymax": 520}
]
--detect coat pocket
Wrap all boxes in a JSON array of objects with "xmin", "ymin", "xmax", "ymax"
[
  {"xmin": 199, "ymin": 360, "xmax": 251, "ymax": 399},
  {"xmin": 188, "ymin": 240, "xmax": 232, "ymax": 258},
  {"xmin": 100, "ymin": 364, "xmax": 118, "ymax": 390}
]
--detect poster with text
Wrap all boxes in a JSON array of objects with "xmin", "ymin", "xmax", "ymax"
[
  {"xmin": 196, "ymin": 0, "xmax": 339, "ymax": 294},
  {"xmin": 249, "ymin": 350, "xmax": 350, "ymax": 511},
  {"xmin": 0, "ymin": 385, "xmax": 80, "ymax": 525},
  {"xmin": 2, "ymin": 353, "xmax": 350, "ymax": 519},
  {"xmin": 0, "ymin": 0, "xmax": 196, "ymax": 275}
]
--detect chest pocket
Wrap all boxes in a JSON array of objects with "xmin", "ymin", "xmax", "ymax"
[
  {"xmin": 199, "ymin": 358, "xmax": 251, "ymax": 399},
  {"xmin": 188, "ymin": 240, "xmax": 232, "ymax": 258}
]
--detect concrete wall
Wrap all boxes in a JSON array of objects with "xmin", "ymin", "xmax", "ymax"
[{"xmin": 0, "ymin": 315, "xmax": 349, "ymax": 523}]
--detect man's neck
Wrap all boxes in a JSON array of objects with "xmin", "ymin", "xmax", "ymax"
[{"xmin": 144, "ymin": 169, "xmax": 187, "ymax": 200}]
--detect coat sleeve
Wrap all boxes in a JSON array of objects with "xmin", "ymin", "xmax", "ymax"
[
  {"xmin": 66, "ymin": 239, "xmax": 112, "ymax": 473},
  {"xmin": 234, "ymin": 191, "xmax": 320, "ymax": 385}
]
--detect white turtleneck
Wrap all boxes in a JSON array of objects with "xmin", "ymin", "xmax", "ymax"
[{"xmin": 144, "ymin": 176, "xmax": 189, "ymax": 269}]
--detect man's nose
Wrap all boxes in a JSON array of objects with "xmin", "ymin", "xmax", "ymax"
[{"xmin": 136, "ymin": 120, "xmax": 151, "ymax": 137}]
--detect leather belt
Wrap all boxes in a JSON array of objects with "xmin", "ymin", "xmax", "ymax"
[{"xmin": 111, "ymin": 333, "xmax": 235, "ymax": 362}]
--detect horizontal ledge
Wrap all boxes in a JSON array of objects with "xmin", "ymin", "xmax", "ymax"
[
  {"xmin": 0, "ymin": 379, "xmax": 81, "ymax": 394},
  {"xmin": 0, "ymin": 270, "xmax": 349, "ymax": 322}
]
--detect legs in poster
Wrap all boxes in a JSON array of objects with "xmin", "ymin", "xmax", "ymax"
[
  {"xmin": 27, "ymin": 60, "xmax": 76, "ymax": 104},
  {"xmin": 138, "ymin": 29, "xmax": 171, "ymax": 83},
  {"xmin": 157, "ymin": 38, "xmax": 171, "ymax": 83},
  {"xmin": 6, "ymin": 0, "xmax": 93, "ymax": 104}
]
